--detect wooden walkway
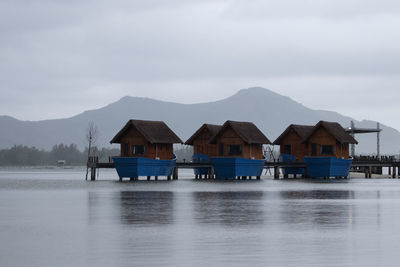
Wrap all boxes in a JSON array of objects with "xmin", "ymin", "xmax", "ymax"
[{"xmin": 86, "ymin": 157, "xmax": 400, "ymax": 181}]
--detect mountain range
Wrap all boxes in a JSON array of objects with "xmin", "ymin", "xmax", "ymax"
[{"xmin": 0, "ymin": 87, "xmax": 399, "ymax": 154}]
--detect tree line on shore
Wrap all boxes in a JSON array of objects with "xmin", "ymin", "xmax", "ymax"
[
  {"xmin": 0, "ymin": 144, "xmax": 194, "ymax": 166},
  {"xmin": 0, "ymin": 144, "xmax": 120, "ymax": 166}
]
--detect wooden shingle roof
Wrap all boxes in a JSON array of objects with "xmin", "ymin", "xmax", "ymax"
[
  {"xmin": 184, "ymin": 124, "xmax": 222, "ymax": 145},
  {"xmin": 209, "ymin": 120, "xmax": 271, "ymax": 144},
  {"xmin": 302, "ymin": 121, "xmax": 358, "ymax": 144},
  {"xmin": 273, "ymin": 124, "xmax": 314, "ymax": 145},
  {"xmin": 110, "ymin": 119, "xmax": 183, "ymax": 144}
]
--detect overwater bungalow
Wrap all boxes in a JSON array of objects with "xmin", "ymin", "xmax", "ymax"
[
  {"xmin": 110, "ymin": 119, "xmax": 183, "ymax": 181},
  {"xmin": 273, "ymin": 124, "xmax": 314, "ymax": 162},
  {"xmin": 276, "ymin": 121, "xmax": 358, "ymax": 178},
  {"xmin": 273, "ymin": 124, "xmax": 314, "ymax": 176},
  {"xmin": 185, "ymin": 123, "xmax": 222, "ymax": 177},
  {"xmin": 302, "ymin": 121, "xmax": 358, "ymax": 178},
  {"xmin": 208, "ymin": 120, "xmax": 271, "ymax": 179}
]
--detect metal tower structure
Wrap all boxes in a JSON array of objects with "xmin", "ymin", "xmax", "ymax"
[
  {"xmin": 377, "ymin": 122, "xmax": 380, "ymax": 158},
  {"xmin": 347, "ymin": 121, "xmax": 382, "ymax": 157}
]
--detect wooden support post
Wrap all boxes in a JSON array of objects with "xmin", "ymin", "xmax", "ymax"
[
  {"xmin": 90, "ymin": 167, "xmax": 96, "ymax": 181},
  {"xmin": 274, "ymin": 166, "xmax": 279, "ymax": 179},
  {"xmin": 155, "ymin": 176, "xmax": 158, "ymax": 181},
  {"xmin": 173, "ymin": 167, "xmax": 178, "ymax": 180},
  {"xmin": 392, "ymin": 167, "xmax": 396, "ymax": 179},
  {"xmin": 398, "ymin": 166, "xmax": 400, "ymax": 178},
  {"xmin": 368, "ymin": 166, "xmax": 372, "ymax": 178},
  {"xmin": 195, "ymin": 174, "xmax": 198, "ymax": 179},
  {"xmin": 256, "ymin": 176, "xmax": 260, "ymax": 180},
  {"xmin": 283, "ymin": 174, "xmax": 288, "ymax": 179},
  {"xmin": 167, "ymin": 176, "xmax": 171, "ymax": 181},
  {"xmin": 388, "ymin": 166, "xmax": 392, "ymax": 176},
  {"xmin": 119, "ymin": 176, "xmax": 122, "ymax": 182},
  {"xmin": 147, "ymin": 176, "xmax": 151, "ymax": 181},
  {"xmin": 249, "ymin": 176, "xmax": 252, "ymax": 180},
  {"xmin": 130, "ymin": 177, "xmax": 135, "ymax": 181},
  {"xmin": 211, "ymin": 168, "xmax": 215, "ymax": 179},
  {"xmin": 365, "ymin": 168, "xmax": 368, "ymax": 178},
  {"xmin": 294, "ymin": 174, "xmax": 297, "ymax": 179}
]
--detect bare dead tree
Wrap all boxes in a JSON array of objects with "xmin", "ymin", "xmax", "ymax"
[{"xmin": 85, "ymin": 122, "xmax": 99, "ymax": 180}]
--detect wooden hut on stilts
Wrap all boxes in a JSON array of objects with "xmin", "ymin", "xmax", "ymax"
[{"xmin": 110, "ymin": 119, "xmax": 183, "ymax": 181}]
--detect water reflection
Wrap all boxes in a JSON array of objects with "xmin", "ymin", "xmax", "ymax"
[
  {"xmin": 279, "ymin": 190, "xmax": 355, "ymax": 227},
  {"xmin": 117, "ymin": 191, "xmax": 175, "ymax": 226},
  {"xmin": 192, "ymin": 191, "xmax": 264, "ymax": 226},
  {"xmin": 280, "ymin": 190, "xmax": 355, "ymax": 200},
  {"xmin": 87, "ymin": 191, "xmax": 103, "ymax": 224}
]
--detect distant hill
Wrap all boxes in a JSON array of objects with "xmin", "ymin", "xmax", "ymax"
[{"xmin": 0, "ymin": 87, "xmax": 399, "ymax": 154}]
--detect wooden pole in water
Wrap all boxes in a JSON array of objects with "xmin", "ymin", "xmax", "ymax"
[
  {"xmin": 274, "ymin": 166, "xmax": 279, "ymax": 179},
  {"xmin": 392, "ymin": 166, "xmax": 396, "ymax": 179},
  {"xmin": 90, "ymin": 167, "xmax": 96, "ymax": 181}
]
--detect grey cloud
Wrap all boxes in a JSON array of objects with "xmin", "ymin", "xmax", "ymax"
[{"xmin": 225, "ymin": 0, "xmax": 400, "ymax": 20}]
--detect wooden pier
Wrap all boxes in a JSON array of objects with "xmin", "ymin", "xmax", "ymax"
[{"xmin": 87, "ymin": 156, "xmax": 400, "ymax": 181}]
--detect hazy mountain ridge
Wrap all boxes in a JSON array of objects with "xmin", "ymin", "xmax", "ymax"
[{"xmin": 0, "ymin": 87, "xmax": 399, "ymax": 154}]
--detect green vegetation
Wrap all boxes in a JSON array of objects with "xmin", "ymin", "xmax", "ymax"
[
  {"xmin": 0, "ymin": 144, "xmax": 194, "ymax": 166},
  {"xmin": 0, "ymin": 144, "xmax": 120, "ymax": 166}
]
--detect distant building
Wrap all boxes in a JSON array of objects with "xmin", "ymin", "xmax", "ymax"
[
  {"xmin": 110, "ymin": 119, "xmax": 183, "ymax": 160},
  {"xmin": 57, "ymin": 160, "xmax": 66, "ymax": 166},
  {"xmin": 209, "ymin": 120, "xmax": 271, "ymax": 159}
]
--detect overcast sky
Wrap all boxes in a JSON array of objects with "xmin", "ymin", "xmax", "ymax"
[{"xmin": 1, "ymin": 0, "xmax": 399, "ymax": 130}]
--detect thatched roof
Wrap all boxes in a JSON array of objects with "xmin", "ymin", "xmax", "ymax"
[
  {"xmin": 209, "ymin": 120, "xmax": 271, "ymax": 144},
  {"xmin": 302, "ymin": 121, "xmax": 358, "ymax": 144},
  {"xmin": 110, "ymin": 119, "xmax": 183, "ymax": 144},
  {"xmin": 273, "ymin": 124, "xmax": 314, "ymax": 145},
  {"xmin": 184, "ymin": 124, "xmax": 222, "ymax": 145}
]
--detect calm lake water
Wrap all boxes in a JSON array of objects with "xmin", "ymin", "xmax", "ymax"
[{"xmin": 1, "ymin": 168, "xmax": 400, "ymax": 267}]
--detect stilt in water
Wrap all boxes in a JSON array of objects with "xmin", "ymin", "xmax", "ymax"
[
  {"xmin": 173, "ymin": 167, "xmax": 178, "ymax": 180},
  {"xmin": 274, "ymin": 166, "xmax": 279, "ymax": 179},
  {"xmin": 91, "ymin": 167, "xmax": 96, "ymax": 181}
]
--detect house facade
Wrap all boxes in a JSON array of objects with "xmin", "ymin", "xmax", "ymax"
[{"xmin": 209, "ymin": 120, "xmax": 271, "ymax": 159}]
